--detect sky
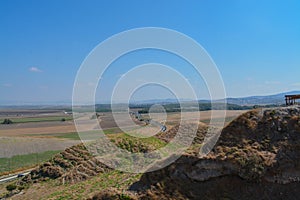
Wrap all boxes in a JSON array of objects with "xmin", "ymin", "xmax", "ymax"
[{"xmin": 0, "ymin": 0, "xmax": 300, "ymax": 104}]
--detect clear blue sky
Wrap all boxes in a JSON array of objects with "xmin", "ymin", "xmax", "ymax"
[{"xmin": 1, "ymin": 0, "xmax": 300, "ymax": 104}]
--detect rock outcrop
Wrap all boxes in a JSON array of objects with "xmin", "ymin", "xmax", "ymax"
[{"xmin": 129, "ymin": 106, "xmax": 300, "ymax": 199}]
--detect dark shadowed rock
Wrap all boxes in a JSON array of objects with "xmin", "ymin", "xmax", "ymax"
[{"xmin": 129, "ymin": 106, "xmax": 300, "ymax": 199}]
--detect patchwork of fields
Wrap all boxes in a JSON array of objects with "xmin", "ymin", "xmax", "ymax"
[{"xmin": 0, "ymin": 109, "xmax": 247, "ymax": 175}]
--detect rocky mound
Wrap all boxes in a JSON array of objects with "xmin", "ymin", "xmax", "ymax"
[
  {"xmin": 126, "ymin": 106, "xmax": 300, "ymax": 199},
  {"xmin": 21, "ymin": 143, "xmax": 111, "ymax": 184}
]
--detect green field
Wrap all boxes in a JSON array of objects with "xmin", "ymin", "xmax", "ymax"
[
  {"xmin": 0, "ymin": 150, "xmax": 60, "ymax": 174},
  {"xmin": 0, "ymin": 116, "xmax": 73, "ymax": 124},
  {"xmin": 30, "ymin": 128, "xmax": 123, "ymax": 140}
]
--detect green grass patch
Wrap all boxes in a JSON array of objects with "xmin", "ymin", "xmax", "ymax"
[
  {"xmin": 24, "ymin": 132, "xmax": 81, "ymax": 140},
  {"xmin": 50, "ymin": 128, "xmax": 121, "ymax": 140},
  {"xmin": 0, "ymin": 150, "xmax": 60, "ymax": 174},
  {"xmin": 103, "ymin": 127, "xmax": 121, "ymax": 134},
  {"xmin": 25, "ymin": 128, "xmax": 122, "ymax": 141},
  {"xmin": 0, "ymin": 116, "xmax": 73, "ymax": 124},
  {"xmin": 53, "ymin": 132, "xmax": 81, "ymax": 140},
  {"xmin": 108, "ymin": 133, "xmax": 166, "ymax": 152}
]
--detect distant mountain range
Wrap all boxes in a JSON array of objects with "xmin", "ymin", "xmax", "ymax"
[
  {"xmin": 130, "ymin": 91, "xmax": 300, "ymax": 106},
  {"xmin": 1, "ymin": 91, "xmax": 300, "ymax": 107},
  {"xmin": 223, "ymin": 91, "xmax": 300, "ymax": 106}
]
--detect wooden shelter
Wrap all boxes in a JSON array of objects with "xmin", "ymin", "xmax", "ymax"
[{"xmin": 285, "ymin": 94, "xmax": 300, "ymax": 105}]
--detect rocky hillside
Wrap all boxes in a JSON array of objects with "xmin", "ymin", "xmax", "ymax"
[{"xmin": 126, "ymin": 106, "xmax": 300, "ymax": 199}]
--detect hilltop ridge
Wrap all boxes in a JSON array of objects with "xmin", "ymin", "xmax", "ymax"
[{"xmin": 129, "ymin": 106, "xmax": 300, "ymax": 199}]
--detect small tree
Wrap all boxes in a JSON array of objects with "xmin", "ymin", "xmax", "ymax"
[
  {"xmin": 2, "ymin": 118, "xmax": 13, "ymax": 124},
  {"xmin": 61, "ymin": 118, "xmax": 66, "ymax": 122}
]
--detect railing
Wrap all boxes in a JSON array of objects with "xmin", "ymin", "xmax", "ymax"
[{"xmin": 285, "ymin": 95, "xmax": 300, "ymax": 105}]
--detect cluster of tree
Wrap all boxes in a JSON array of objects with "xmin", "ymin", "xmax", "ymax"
[
  {"xmin": 129, "ymin": 103, "xmax": 253, "ymax": 113},
  {"xmin": 1, "ymin": 118, "xmax": 13, "ymax": 124},
  {"xmin": 253, "ymin": 104, "xmax": 285, "ymax": 108},
  {"xmin": 92, "ymin": 102, "xmax": 280, "ymax": 114},
  {"xmin": 95, "ymin": 104, "xmax": 113, "ymax": 112}
]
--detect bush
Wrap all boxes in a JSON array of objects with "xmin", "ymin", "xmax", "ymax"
[
  {"xmin": 61, "ymin": 118, "xmax": 66, "ymax": 122},
  {"xmin": 1, "ymin": 118, "xmax": 13, "ymax": 124},
  {"xmin": 6, "ymin": 184, "xmax": 17, "ymax": 192}
]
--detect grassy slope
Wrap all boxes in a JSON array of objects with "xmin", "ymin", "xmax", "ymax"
[{"xmin": 0, "ymin": 150, "xmax": 61, "ymax": 175}]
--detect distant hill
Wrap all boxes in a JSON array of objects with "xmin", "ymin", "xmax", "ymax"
[
  {"xmin": 223, "ymin": 91, "xmax": 300, "ymax": 106},
  {"xmin": 1, "ymin": 91, "xmax": 299, "ymax": 108},
  {"xmin": 129, "ymin": 91, "xmax": 300, "ymax": 107}
]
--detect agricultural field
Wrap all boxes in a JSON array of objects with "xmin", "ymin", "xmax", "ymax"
[
  {"xmin": 0, "ymin": 150, "xmax": 60, "ymax": 175},
  {"xmin": 0, "ymin": 109, "xmax": 78, "ymax": 174},
  {"xmin": 0, "ymin": 108, "xmax": 247, "ymax": 176}
]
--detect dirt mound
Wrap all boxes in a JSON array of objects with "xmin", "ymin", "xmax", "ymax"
[
  {"xmin": 21, "ymin": 143, "xmax": 111, "ymax": 184},
  {"xmin": 128, "ymin": 106, "xmax": 300, "ymax": 199}
]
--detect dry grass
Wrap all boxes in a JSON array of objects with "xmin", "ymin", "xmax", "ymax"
[
  {"xmin": 0, "ymin": 137, "xmax": 79, "ymax": 158},
  {"xmin": 164, "ymin": 110, "xmax": 247, "ymax": 127},
  {"xmin": 0, "ymin": 121, "xmax": 76, "ymax": 136}
]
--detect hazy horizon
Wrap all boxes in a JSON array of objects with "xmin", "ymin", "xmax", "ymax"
[{"xmin": 0, "ymin": 89, "xmax": 299, "ymax": 106}]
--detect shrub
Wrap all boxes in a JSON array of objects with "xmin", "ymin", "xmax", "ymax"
[{"xmin": 6, "ymin": 184, "xmax": 17, "ymax": 192}]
